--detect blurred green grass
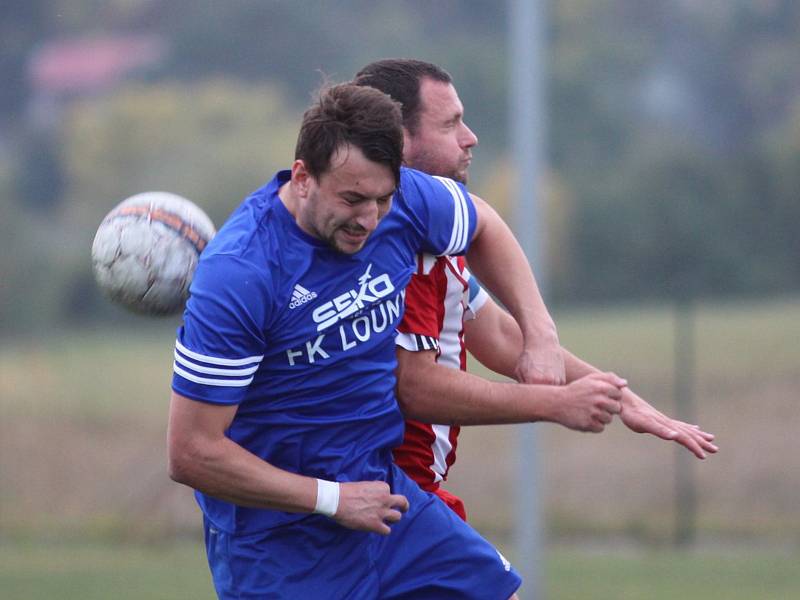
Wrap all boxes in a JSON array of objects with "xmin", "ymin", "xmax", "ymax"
[
  {"xmin": 0, "ymin": 539, "xmax": 797, "ymax": 600},
  {"xmin": 0, "ymin": 322, "xmax": 177, "ymax": 421},
  {"xmin": 0, "ymin": 540, "xmax": 213, "ymax": 600},
  {"xmin": 551, "ymin": 296, "xmax": 800, "ymax": 384},
  {"xmin": 546, "ymin": 545, "xmax": 800, "ymax": 600}
]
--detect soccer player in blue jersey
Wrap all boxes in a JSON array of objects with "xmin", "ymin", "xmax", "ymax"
[
  {"xmin": 352, "ymin": 58, "xmax": 717, "ymax": 464},
  {"xmin": 167, "ymin": 82, "xmax": 588, "ymax": 599}
]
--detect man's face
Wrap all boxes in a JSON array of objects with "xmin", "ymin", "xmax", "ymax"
[
  {"xmin": 294, "ymin": 145, "xmax": 396, "ymax": 254},
  {"xmin": 403, "ymin": 78, "xmax": 478, "ymax": 184}
]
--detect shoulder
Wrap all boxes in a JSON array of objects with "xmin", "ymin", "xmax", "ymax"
[
  {"xmin": 399, "ymin": 168, "xmax": 468, "ymax": 205},
  {"xmin": 190, "ymin": 180, "xmax": 292, "ymax": 316},
  {"xmin": 199, "ymin": 171, "xmax": 295, "ymax": 277}
]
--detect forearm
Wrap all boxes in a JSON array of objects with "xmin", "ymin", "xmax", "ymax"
[
  {"xmin": 168, "ymin": 393, "xmax": 318, "ymax": 513},
  {"xmin": 465, "ymin": 300, "xmax": 524, "ymax": 379},
  {"xmin": 563, "ymin": 348, "xmax": 649, "ymax": 409},
  {"xmin": 562, "ymin": 347, "xmax": 600, "ymax": 381},
  {"xmin": 169, "ymin": 433, "xmax": 317, "ymax": 513},
  {"xmin": 466, "ymin": 301, "xmax": 567, "ymax": 381},
  {"xmin": 396, "ymin": 352, "xmax": 561, "ymax": 425},
  {"xmin": 466, "ymin": 195, "xmax": 558, "ymax": 350}
]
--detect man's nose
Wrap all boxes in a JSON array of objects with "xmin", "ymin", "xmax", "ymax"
[
  {"xmin": 355, "ymin": 201, "xmax": 381, "ymax": 231},
  {"xmin": 460, "ymin": 123, "xmax": 478, "ymax": 148}
]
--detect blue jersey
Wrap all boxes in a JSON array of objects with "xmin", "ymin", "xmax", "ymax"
[{"xmin": 172, "ymin": 167, "xmax": 476, "ymax": 534}]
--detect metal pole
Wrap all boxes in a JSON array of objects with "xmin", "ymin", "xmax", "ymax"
[
  {"xmin": 674, "ymin": 300, "xmax": 697, "ymax": 546},
  {"xmin": 510, "ymin": 0, "xmax": 546, "ymax": 598}
]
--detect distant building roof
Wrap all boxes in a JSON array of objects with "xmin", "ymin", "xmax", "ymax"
[{"xmin": 28, "ymin": 34, "xmax": 167, "ymax": 94}]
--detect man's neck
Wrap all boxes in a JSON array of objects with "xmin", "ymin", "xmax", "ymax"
[{"xmin": 278, "ymin": 181, "xmax": 298, "ymax": 219}]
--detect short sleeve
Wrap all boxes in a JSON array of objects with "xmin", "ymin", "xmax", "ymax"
[
  {"xmin": 399, "ymin": 169, "xmax": 477, "ymax": 257},
  {"xmin": 396, "ymin": 255, "xmax": 444, "ymax": 353},
  {"xmin": 463, "ymin": 266, "xmax": 489, "ymax": 321},
  {"xmin": 172, "ymin": 253, "xmax": 272, "ymax": 405}
]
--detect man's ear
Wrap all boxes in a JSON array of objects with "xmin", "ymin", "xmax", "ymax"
[
  {"xmin": 291, "ymin": 159, "xmax": 312, "ymax": 198},
  {"xmin": 402, "ymin": 128, "xmax": 413, "ymax": 163}
]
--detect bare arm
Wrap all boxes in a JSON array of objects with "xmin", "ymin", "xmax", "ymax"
[
  {"xmin": 395, "ymin": 347, "xmax": 624, "ymax": 432},
  {"xmin": 466, "ymin": 193, "xmax": 565, "ymax": 384},
  {"xmin": 559, "ymin": 349, "xmax": 718, "ymax": 459},
  {"xmin": 167, "ymin": 391, "xmax": 408, "ymax": 534},
  {"xmin": 463, "ymin": 296, "xmax": 524, "ymax": 380},
  {"xmin": 463, "ymin": 300, "xmax": 719, "ymax": 458}
]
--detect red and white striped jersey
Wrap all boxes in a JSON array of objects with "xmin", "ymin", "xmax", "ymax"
[{"xmin": 394, "ymin": 252, "xmax": 488, "ymax": 493}]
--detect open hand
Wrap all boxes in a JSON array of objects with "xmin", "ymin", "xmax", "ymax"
[{"xmin": 620, "ymin": 391, "xmax": 718, "ymax": 459}]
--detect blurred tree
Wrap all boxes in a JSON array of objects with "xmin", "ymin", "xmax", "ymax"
[
  {"xmin": 15, "ymin": 131, "xmax": 66, "ymax": 211},
  {"xmin": 61, "ymin": 79, "xmax": 299, "ymax": 229},
  {"xmin": 0, "ymin": 0, "xmax": 48, "ymax": 124},
  {"xmin": 759, "ymin": 96, "xmax": 800, "ymax": 288},
  {"xmin": 474, "ymin": 158, "xmax": 576, "ymax": 299},
  {"xmin": 4, "ymin": 0, "xmax": 800, "ymax": 332},
  {"xmin": 548, "ymin": 0, "xmax": 800, "ymax": 302},
  {"xmin": 0, "ymin": 79, "xmax": 300, "ymax": 328}
]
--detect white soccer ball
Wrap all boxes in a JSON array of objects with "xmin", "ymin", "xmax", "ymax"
[{"xmin": 91, "ymin": 191, "xmax": 216, "ymax": 316}]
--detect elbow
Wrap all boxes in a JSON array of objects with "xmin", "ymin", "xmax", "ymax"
[
  {"xmin": 395, "ymin": 371, "xmax": 426, "ymax": 419},
  {"xmin": 167, "ymin": 434, "xmax": 201, "ymax": 486},
  {"xmin": 395, "ymin": 349, "xmax": 437, "ymax": 419},
  {"xmin": 167, "ymin": 446, "xmax": 190, "ymax": 486},
  {"xmin": 395, "ymin": 379, "xmax": 416, "ymax": 416}
]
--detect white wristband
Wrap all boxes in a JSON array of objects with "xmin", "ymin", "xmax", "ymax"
[{"xmin": 314, "ymin": 479, "xmax": 340, "ymax": 517}]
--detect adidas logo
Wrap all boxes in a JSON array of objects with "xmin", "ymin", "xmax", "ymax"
[{"xmin": 289, "ymin": 283, "xmax": 317, "ymax": 309}]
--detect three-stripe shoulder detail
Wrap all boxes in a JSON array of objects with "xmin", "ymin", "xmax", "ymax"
[
  {"xmin": 173, "ymin": 340, "xmax": 263, "ymax": 387},
  {"xmin": 433, "ymin": 176, "xmax": 470, "ymax": 256}
]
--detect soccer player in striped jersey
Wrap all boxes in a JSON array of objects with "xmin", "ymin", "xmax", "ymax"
[{"xmin": 354, "ymin": 59, "xmax": 718, "ymax": 521}]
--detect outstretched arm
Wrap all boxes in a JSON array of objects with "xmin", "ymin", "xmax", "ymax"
[
  {"xmin": 561, "ymin": 348, "xmax": 718, "ymax": 458},
  {"xmin": 466, "ymin": 193, "xmax": 565, "ymax": 385},
  {"xmin": 396, "ymin": 347, "xmax": 624, "ymax": 432},
  {"xmin": 464, "ymin": 299, "xmax": 719, "ymax": 459}
]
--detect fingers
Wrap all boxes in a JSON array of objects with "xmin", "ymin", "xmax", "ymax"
[
  {"xmin": 389, "ymin": 493, "xmax": 410, "ymax": 513},
  {"xmin": 599, "ymin": 397, "xmax": 622, "ymax": 414},
  {"xmin": 676, "ymin": 426, "xmax": 720, "ymax": 459},
  {"xmin": 376, "ymin": 494, "xmax": 409, "ymax": 534},
  {"xmin": 336, "ymin": 484, "xmax": 409, "ymax": 535},
  {"xmin": 589, "ymin": 371, "xmax": 628, "ymax": 389},
  {"xmin": 694, "ymin": 426, "xmax": 716, "ymax": 442},
  {"xmin": 651, "ymin": 416, "xmax": 720, "ymax": 459},
  {"xmin": 383, "ymin": 508, "xmax": 404, "ymax": 525},
  {"xmin": 586, "ymin": 419, "xmax": 605, "ymax": 433}
]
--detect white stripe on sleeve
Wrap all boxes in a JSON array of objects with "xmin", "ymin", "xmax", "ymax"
[
  {"xmin": 173, "ymin": 364, "xmax": 254, "ymax": 387},
  {"xmin": 175, "ymin": 339, "xmax": 263, "ymax": 367},
  {"xmin": 173, "ymin": 351, "xmax": 260, "ymax": 376},
  {"xmin": 434, "ymin": 176, "xmax": 470, "ymax": 255}
]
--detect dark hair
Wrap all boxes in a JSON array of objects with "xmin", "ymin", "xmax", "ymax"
[
  {"xmin": 354, "ymin": 59, "xmax": 452, "ymax": 134},
  {"xmin": 295, "ymin": 83, "xmax": 404, "ymax": 184}
]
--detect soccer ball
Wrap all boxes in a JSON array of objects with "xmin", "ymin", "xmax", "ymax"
[{"xmin": 91, "ymin": 191, "xmax": 216, "ymax": 316}]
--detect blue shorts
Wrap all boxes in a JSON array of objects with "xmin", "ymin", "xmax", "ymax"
[{"xmin": 203, "ymin": 464, "xmax": 521, "ymax": 599}]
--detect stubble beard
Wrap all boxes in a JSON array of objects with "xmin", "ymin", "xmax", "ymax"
[{"xmin": 406, "ymin": 149, "xmax": 469, "ymax": 184}]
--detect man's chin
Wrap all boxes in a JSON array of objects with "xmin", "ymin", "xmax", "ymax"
[
  {"xmin": 329, "ymin": 233, "xmax": 368, "ymax": 254},
  {"xmin": 451, "ymin": 167, "xmax": 469, "ymax": 185}
]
